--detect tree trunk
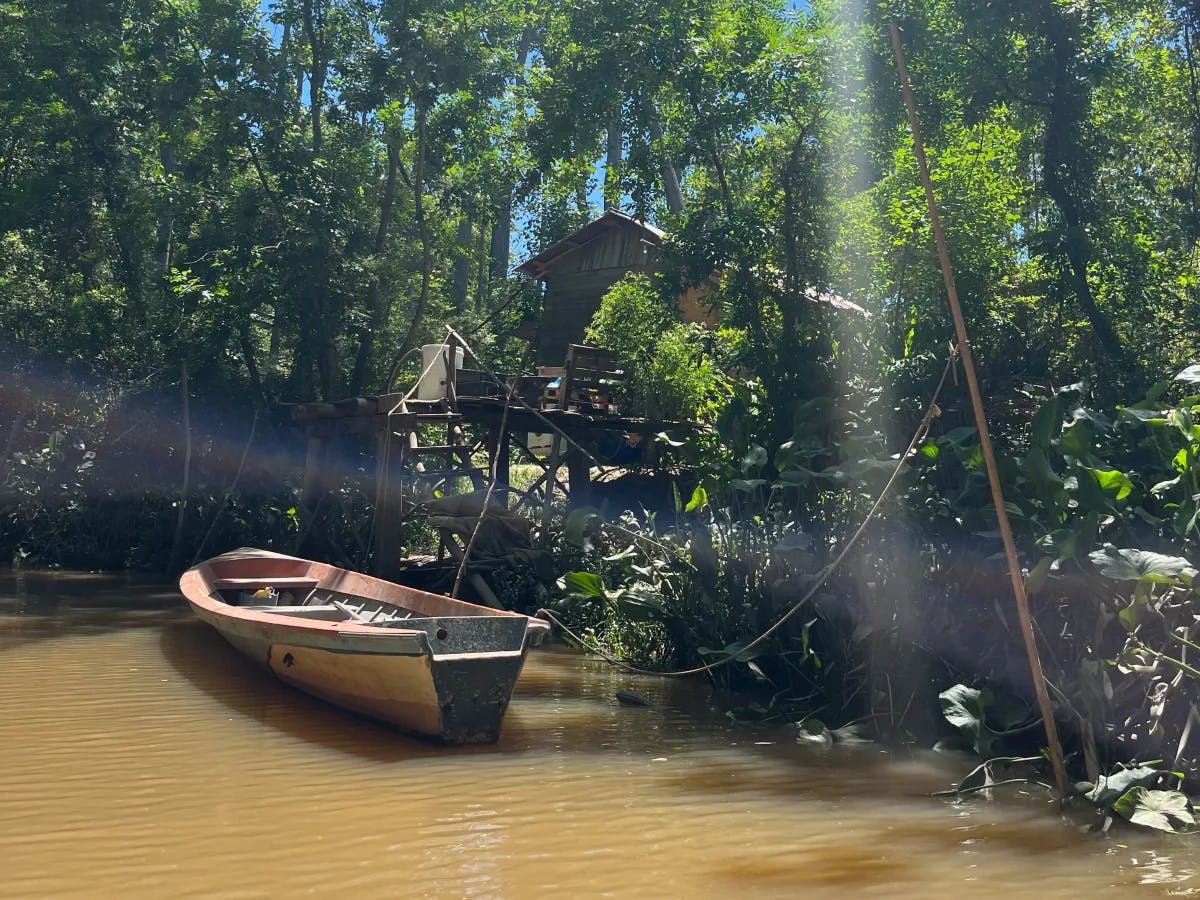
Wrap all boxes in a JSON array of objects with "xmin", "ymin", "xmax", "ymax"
[
  {"xmin": 451, "ymin": 218, "xmax": 472, "ymax": 311},
  {"xmin": 475, "ymin": 218, "xmax": 488, "ymax": 309},
  {"xmin": 604, "ymin": 113, "xmax": 622, "ymax": 210},
  {"xmin": 156, "ymin": 143, "xmax": 175, "ymax": 277},
  {"xmin": 394, "ymin": 103, "xmax": 433, "ymax": 375},
  {"xmin": 487, "ymin": 22, "xmax": 537, "ymax": 281},
  {"xmin": 241, "ymin": 322, "xmax": 267, "ymax": 406},
  {"xmin": 167, "ymin": 360, "xmax": 192, "ymax": 574},
  {"xmin": 489, "ymin": 201, "xmax": 511, "ymax": 279},
  {"xmin": 302, "ymin": 0, "xmax": 326, "ymax": 157},
  {"xmin": 649, "ymin": 115, "xmax": 684, "ymax": 215},
  {"xmin": 349, "ymin": 138, "xmax": 401, "ymax": 394},
  {"xmin": 303, "ymin": 0, "xmax": 337, "ymax": 398},
  {"xmin": 1040, "ymin": 11, "xmax": 1125, "ymax": 360}
]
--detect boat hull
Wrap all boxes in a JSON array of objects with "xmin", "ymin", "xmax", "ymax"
[{"xmin": 180, "ymin": 549, "xmax": 547, "ymax": 744}]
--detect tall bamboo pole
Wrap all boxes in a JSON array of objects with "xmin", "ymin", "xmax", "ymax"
[{"xmin": 888, "ymin": 21, "xmax": 1068, "ymax": 797}]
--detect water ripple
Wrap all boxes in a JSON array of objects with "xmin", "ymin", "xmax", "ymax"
[{"xmin": 0, "ymin": 592, "xmax": 1196, "ymax": 897}]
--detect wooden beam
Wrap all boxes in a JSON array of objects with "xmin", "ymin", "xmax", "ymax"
[
  {"xmin": 301, "ymin": 435, "xmax": 327, "ymax": 509},
  {"xmin": 540, "ymin": 345, "xmax": 576, "ymax": 532},
  {"xmin": 890, "ymin": 19, "xmax": 1067, "ymax": 797},
  {"xmin": 489, "ymin": 422, "xmax": 511, "ymax": 507},
  {"xmin": 372, "ymin": 428, "xmax": 406, "ymax": 579},
  {"xmin": 566, "ymin": 448, "xmax": 591, "ymax": 508}
]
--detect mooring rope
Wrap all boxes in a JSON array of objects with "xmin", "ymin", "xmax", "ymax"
[
  {"xmin": 190, "ymin": 407, "xmax": 260, "ymax": 566},
  {"xmin": 383, "ymin": 330, "xmax": 957, "ymax": 681},
  {"xmin": 534, "ymin": 347, "xmax": 959, "ymax": 679}
]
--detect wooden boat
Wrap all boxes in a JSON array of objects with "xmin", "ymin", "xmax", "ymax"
[{"xmin": 179, "ymin": 548, "xmax": 549, "ymax": 744}]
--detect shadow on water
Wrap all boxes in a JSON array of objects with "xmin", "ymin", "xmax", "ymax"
[
  {"xmin": 0, "ymin": 569, "xmax": 1080, "ymax": 828},
  {"xmin": 159, "ymin": 620, "xmax": 456, "ymax": 764},
  {"xmin": 159, "ymin": 619, "xmax": 786, "ymax": 770}
]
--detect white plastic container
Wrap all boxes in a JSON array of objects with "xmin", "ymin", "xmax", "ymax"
[{"xmin": 417, "ymin": 343, "xmax": 464, "ymax": 401}]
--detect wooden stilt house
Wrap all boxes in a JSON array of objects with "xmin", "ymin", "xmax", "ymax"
[{"xmin": 516, "ymin": 210, "xmax": 669, "ymax": 364}]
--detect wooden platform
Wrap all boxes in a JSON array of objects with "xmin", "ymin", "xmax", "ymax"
[{"xmin": 288, "ymin": 344, "xmax": 697, "ymax": 581}]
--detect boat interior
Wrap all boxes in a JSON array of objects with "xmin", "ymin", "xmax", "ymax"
[
  {"xmin": 213, "ymin": 577, "xmax": 418, "ymax": 625},
  {"xmin": 205, "ymin": 575, "xmax": 534, "ymax": 655}
]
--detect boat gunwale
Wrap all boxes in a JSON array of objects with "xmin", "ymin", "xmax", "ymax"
[{"xmin": 180, "ymin": 548, "xmax": 549, "ymax": 647}]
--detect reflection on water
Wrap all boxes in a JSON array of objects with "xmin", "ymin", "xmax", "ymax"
[{"xmin": 1, "ymin": 570, "xmax": 1198, "ymax": 898}]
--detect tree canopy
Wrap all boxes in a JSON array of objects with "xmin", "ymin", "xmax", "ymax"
[{"xmin": 2, "ymin": 0, "xmax": 1197, "ymax": 410}]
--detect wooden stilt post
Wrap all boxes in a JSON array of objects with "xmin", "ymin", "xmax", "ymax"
[
  {"xmin": 541, "ymin": 349, "xmax": 574, "ymax": 534},
  {"xmin": 373, "ymin": 424, "xmax": 401, "ymax": 578},
  {"xmin": 540, "ymin": 433, "xmax": 564, "ymax": 533},
  {"xmin": 489, "ymin": 418, "xmax": 511, "ymax": 506},
  {"xmin": 301, "ymin": 433, "xmax": 326, "ymax": 511},
  {"xmin": 889, "ymin": 20, "xmax": 1068, "ymax": 797},
  {"xmin": 566, "ymin": 446, "xmax": 591, "ymax": 508}
]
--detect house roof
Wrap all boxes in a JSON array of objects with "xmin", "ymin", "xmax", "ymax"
[{"xmin": 515, "ymin": 209, "xmax": 666, "ymax": 279}]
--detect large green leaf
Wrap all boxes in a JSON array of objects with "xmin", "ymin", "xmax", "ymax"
[
  {"xmin": 1174, "ymin": 364, "xmax": 1200, "ymax": 385},
  {"xmin": 1088, "ymin": 548, "xmax": 1197, "ymax": 584},
  {"xmin": 612, "ymin": 585, "xmax": 665, "ymax": 622},
  {"xmin": 1020, "ymin": 447, "xmax": 1063, "ymax": 496},
  {"xmin": 740, "ymin": 446, "xmax": 768, "ymax": 473},
  {"xmin": 1024, "ymin": 556, "xmax": 1053, "ymax": 596},
  {"xmin": 1112, "ymin": 787, "xmax": 1195, "ymax": 833},
  {"xmin": 1090, "ymin": 468, "xmax": 1133, "ymax": 501},
  {"xmin": 561, "ymin": 571, "xmax": 605, "ymax": 598},
  {"xmin": 938, "ymin": 683, "xmax": 1036, "ymax": 757},
  {"xmin": 698, "ymin": 639, "xmax": 765, "ymax": 663},
  {"xmin": 1031, "ymin": 396, "xmax": 1062, "ymax": 449},
  {"xmin": 940, "ymin": 684, "xmax": 988, "ymax": 751},
  {"xmin": 1059, "ymin": 420, "xmax": 1092, "ymax": 459},
  {"xmin": 939, "ymin": 426, "xmax": 978, "ymax": 446},
  {"xmin": 1119, "ymin": 407, "xmax": 1169, "ymax": 426},
  {"xmin": 1067, "ymin": 467, "xmax": 1120, "ymax": 513},
  {"xmin": 1084, "ymin": 765, "xmax": 1160, "ymax": 807},
  {"xmin": 563, "ymin": 508, "xmax": 601, "ymax": 550}
]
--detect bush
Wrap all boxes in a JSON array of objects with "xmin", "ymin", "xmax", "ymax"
[
  {"xmin": 584, "ymin": 273, "xmax": 675, "ymax": 368},
  {"xmin": 635, "ymin": 323, "xmax": 730, "ymax": 423},
  {"xmin": 585, "ymin": 275, "xmax": 731, "ymax": 423}
]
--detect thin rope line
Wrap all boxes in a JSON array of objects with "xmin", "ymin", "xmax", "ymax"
[
  {"xmin": 191, "ymin": 408, "xmax": 260, "ymax": 566},
  {"xmin": 451, "ymin": 378, "xmax": 513, "ymax": 599},
  {"xmin": 536, "ymin": 348, "xmax": 958, "ymax": 678}
]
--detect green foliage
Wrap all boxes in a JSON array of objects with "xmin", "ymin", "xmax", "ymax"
[
  {"xmin": 585, "ymin": 276, "xmax": 731, "ymax": 423},
  {"xmin": 636, "ymin": 324, "xmax": 732, "ymax": 423},
  {"xmin": 1072, "ymin": 764, "xmax": 1196, "ymax": 833},
  {"xmin": 583, "ymin": 274, "xmax": 675, "ymax": 370},
  {"xmin": 1083, "ymin": 766, "xmax": 1162, "ymax": 808},
  {"xmin": 938, "ymin": 684, "xmax": 1036, "ymax": 757},
  {"xmin": 10, "ymin": 0, "xmax": 1200, "ymax": 792},
  {"xmin": 1112, "ymin": 787, "xmax": 1195, "ymax": 833}
]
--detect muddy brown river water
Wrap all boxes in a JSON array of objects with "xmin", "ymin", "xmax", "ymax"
[{"xmin": 1, "ymin": 569, "xmax": 1199, "ymax": 898}]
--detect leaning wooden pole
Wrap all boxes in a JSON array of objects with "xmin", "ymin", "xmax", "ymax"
[{"xmin": 888, "ymin": 21, "xmax": 1068, "ymax": 797}]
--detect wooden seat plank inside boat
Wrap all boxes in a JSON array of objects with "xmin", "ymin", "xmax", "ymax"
[
  {"xmin": 211, "ymin": 576, "xmax": 320, "ymax": 590},
  {"xmin": 244, "ymin": 604, "xmax": 346, "ymax": 621}
]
